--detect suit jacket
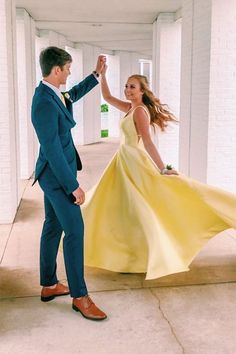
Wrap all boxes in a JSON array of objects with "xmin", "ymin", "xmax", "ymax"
[{"xmin": 31, "ymin": 74, "xmax": 98, "ymax": 195}]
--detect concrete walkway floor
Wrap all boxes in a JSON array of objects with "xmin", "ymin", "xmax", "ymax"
[{"xmin": 1, "ymin": 138, "xmax": 236, "ymax": 354}]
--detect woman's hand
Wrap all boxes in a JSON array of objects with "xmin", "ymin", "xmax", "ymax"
[
  {"xmin": 166, "ymin": 169, "xmax": 178, "ymax": 175},
  {"xmin": 101, "ymin": 63, "xmax": 108, "ymax": 77}
]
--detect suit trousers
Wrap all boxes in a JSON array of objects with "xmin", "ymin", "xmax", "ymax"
[{"xmin": 38, "ymin": 166, "xmax": 88, "ymax": 298}]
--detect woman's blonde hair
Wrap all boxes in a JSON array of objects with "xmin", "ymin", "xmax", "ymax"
[{"xmin": 128, "ymin": 75, "xmax": 178, "ymax": 131}]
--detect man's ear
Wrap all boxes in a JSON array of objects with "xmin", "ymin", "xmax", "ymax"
[{"xmin": 54, "ymin": 66, "xmax": 62, "ymax": 76}]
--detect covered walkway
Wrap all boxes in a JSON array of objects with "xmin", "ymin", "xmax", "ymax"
[{"xmin": 1, "ymin": 0, "xmax": 236, "ymax": 352}]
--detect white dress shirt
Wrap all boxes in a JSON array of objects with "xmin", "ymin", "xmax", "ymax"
[{"xmin": 42, "ymin": 80, "xmax": 62, "ymax": 99}]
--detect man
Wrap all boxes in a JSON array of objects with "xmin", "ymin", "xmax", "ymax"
[{"xmin": 31, "ymin": 46, "xmax": 107, "ymax": 321}]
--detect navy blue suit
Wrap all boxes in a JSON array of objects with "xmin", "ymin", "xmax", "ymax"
[{"xmin": 31, "ymin": 74, "xmax": 98, "ymax": 297}]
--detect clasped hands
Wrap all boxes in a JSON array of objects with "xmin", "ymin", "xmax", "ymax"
[{"xmin": 94, "ymin": 55, "xmax": 107, "ymax": 75}]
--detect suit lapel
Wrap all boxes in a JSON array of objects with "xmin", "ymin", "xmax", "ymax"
[
  {"xmin": 38, "ymin": 82, "xmax": 76, "ymax": 125},
  {"xmin": 52, "ymin": 94, "xmax": 76, "ymax": 125}
]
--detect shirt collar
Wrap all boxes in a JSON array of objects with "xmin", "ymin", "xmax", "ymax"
[{"xmin": 42, "ymin": 80, "xmax": 62, "ymax": 99}]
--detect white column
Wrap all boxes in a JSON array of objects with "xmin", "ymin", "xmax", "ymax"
[
  {"xmin": 35, "ymin": 34, "xmax": 49, "ymax": 85},
  {"xmin": 38, "ymin": 30, "xmax": 74, "ymax": 49},
  {"xmin": 75, "ymin": 43, "xmax": 101, "ymax": 145},
  {"xmin": 66, "ymin": 46, "xmax": 83, "ymax": 144},
  {"xmin": 152, "ymin": 13, "xmax": 181, "ymax": 168},
  {"xmin": 180, "ymin": 0, "xmax": 236, "ymax": 193},
  {"xmin": 106, "ymin": 54, "xmax": 120, "ymax": 137},
  {"xmin": 180, "ymin": 0, "xmax": 211, "ymax": 181},
  {"xmin": 0, "ymin": 0, "xmax": 19, "ymax": 223},
  {"xmin": 16, "ymin": 8, "xmax": 37, "ymax": 179},
  {"xmin": 117, "ymin": 51, "xmax": 140, "ymax": 100}
]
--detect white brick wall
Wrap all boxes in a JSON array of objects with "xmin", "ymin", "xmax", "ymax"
[
  {"xmin": 180, "ymin": 0, "xmax": 212, "ymax": 181},
  {"xmin": 180, "ymin": 0, "xmax": 236, "ymax": 193},
  {"xmin": 207, "ymin": 0, "xmax": 236, "ymax": 193},
  {"xmin": 16, "ymin": 9, "xmax": 37, "ymax": 179},
  {"xmin": 0, "ymin": 0, "xmax": 19, "ymax": 223},
  {"xmin": 152, "ymin": 14, "xmax": 181, "ymax": 169}
]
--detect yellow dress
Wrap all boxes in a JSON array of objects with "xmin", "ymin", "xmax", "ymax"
[{"xmin": 82, "ymin": 106, "xmax": 236, "ymax": 280}]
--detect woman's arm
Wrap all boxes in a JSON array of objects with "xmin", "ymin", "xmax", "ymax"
[
  {"xmin": 133, "ymin": 107, "xmax": 178, "ymax": 175},
  {"xmin": 101, "ymin": 65, "xmax": 131, "ymax": 113}
]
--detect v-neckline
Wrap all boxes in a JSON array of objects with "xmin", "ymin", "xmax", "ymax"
[{"xmin": 123, "ymin": 107, "xmax": 133, "ymax": 119}]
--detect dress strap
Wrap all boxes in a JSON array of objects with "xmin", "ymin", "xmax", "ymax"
[
  {"xmin": 132, "ymin": 105, "xmax": 150, "ymax": 121},
  {"xmin": 131, "ymin": 106, "xmax": 151, "ymax": 138}
]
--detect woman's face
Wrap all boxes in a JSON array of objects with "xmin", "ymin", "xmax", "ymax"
[{"xmin": 124, "ymin": 78, "xmax": 143, "ymax": 101}]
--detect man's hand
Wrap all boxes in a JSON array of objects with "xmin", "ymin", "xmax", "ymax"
[
  {"xmin": 95, "ymin": 55, "xmax": 106, "ymax": 75},
  {"xmin": 72, "ymin": 187, "xmax": 85, "ymax": 205}
]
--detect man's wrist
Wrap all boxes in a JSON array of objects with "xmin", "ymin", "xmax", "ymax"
[{"xmin": 92, "ymin": 70, "xmax": 100, "ymax": 78}]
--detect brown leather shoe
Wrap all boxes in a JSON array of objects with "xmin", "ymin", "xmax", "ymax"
[
  {"xmin": 41, "ymin": 282, "xmax": 70, "ymax": 302},
  {"xmin": 72, "ymin": 296, "xmax": 107, "ymax": 321}
]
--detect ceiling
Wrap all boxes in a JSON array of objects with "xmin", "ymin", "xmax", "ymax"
[{"xmin": 15, "ymin": 0, "xmax": 182, "ymax": 56}]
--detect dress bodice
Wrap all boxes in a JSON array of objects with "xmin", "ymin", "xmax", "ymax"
[{"xmin": 120, "ymin": 105, "xmax": 150, "ymax": 147}]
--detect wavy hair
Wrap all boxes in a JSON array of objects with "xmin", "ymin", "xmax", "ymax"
[{"xmin": 128, "ymin": 75, "xmax": 178, "ymax": 131}]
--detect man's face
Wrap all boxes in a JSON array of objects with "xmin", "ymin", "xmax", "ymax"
[{"xmin": 58, "ymin": 62, "xmax": 71, "ymax": 85}]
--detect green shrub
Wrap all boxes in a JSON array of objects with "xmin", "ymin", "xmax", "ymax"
[
  {"xmin": 101, "ymin": 104, "xmax": 109, "ymax": 112},
  {"xmin": 101, "ymin": 129, "xmax": 109, "ymax": 138}
]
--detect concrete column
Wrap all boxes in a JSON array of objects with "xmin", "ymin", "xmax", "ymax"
[
  {"xmin": 16, "ymin": 8, "xmax": 37, "ymax": 179},
  {"xmin": 0, "ymin": 0, "xmax": 19, "ymax": 223},
  {"xmin": 180, "ymin": 0, "xmax": 236, "ymax": 193},
  {"xmin": 152, "ymin": 13, "xmax": 181, "ymax": 168}
]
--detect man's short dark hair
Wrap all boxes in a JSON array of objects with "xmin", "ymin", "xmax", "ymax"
[{"xmin": 39, "ymin": 46, "xmax": 72, "ymax": 77}]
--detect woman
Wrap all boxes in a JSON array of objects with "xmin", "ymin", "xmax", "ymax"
[{"xmin": 82, "ymin": 65, "xmax": 236, "ymax": 280}]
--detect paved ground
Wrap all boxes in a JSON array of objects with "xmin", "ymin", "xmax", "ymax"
[{"xmin": 1, "ymin": 138, "xmax": 236, "ymax": 354}]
